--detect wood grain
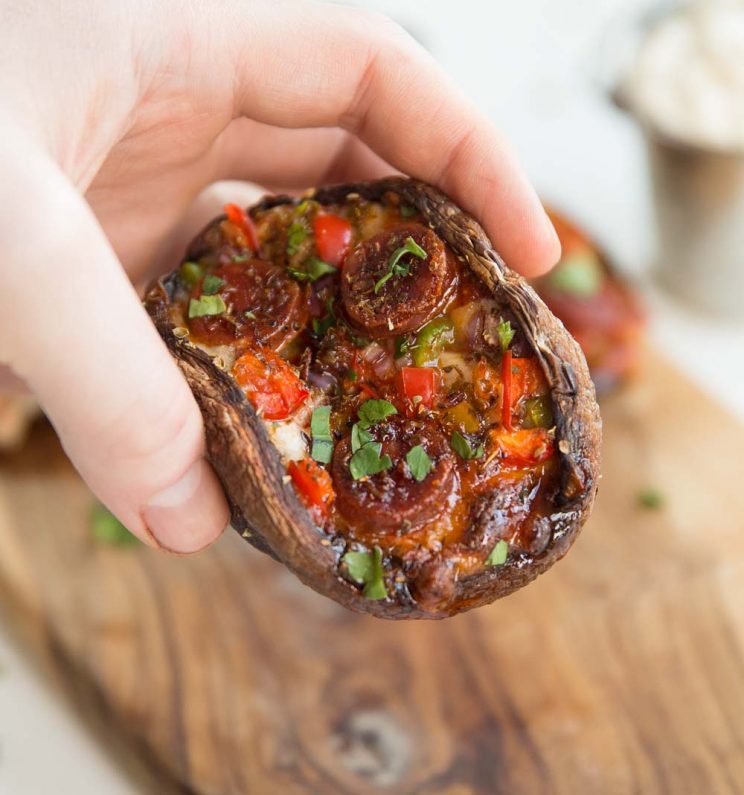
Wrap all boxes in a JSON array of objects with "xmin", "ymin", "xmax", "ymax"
[{"xmin": 0, "ymin": 349, "xmax": 743, "ymax": 794}]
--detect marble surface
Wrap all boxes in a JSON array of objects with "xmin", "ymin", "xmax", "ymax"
[{"xmin": 1, "ymin": 1, "xmax": 742, "ymax": 793}]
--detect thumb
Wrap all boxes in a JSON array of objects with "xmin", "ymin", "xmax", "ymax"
[{"xmin": 0, "ymin": 142, "xmax": 229, "ymax": 553}]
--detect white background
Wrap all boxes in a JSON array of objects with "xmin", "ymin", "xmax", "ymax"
[{"xmin": 1, "ymin": 1, "xmax": 743, "ymax": 793}]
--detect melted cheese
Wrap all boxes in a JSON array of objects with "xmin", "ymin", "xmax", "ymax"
[
  {"xmin": 438, "ymin": 351, "xmax": 474, "ymax": 389},
  {"xmin": 267, "ymin": 419, "xmax": 308, "ymax": 462}
]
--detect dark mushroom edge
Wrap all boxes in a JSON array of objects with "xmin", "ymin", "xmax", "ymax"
[{"xmin": 144, "ymin": 177, "xmax": 602, "ymax": 619}]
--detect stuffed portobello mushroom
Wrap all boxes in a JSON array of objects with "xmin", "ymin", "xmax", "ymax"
[
  {"xmin": 533, "ymin": 209, "xmax": 645, "ymax": 395},
  {"xmin": 145, "ymin": 177, "xmax": 601, "ymax": 619}
]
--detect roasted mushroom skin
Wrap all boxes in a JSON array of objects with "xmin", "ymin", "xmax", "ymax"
[{"xmin": 145, "ymin": 178, "xmax": 601, "ymax": 620}]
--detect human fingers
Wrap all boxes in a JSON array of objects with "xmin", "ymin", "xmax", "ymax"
[
  {"xmin": 0, "ymin": 136, "xmax": 230, "ymax": 553},
  {"xmin": 212, "ymin": 1, "xmax": 559, "ymax": 275}
]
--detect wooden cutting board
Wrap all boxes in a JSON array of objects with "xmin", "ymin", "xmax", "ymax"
[{"xmin": 1, "ymin": 348, "xmax": 743, "ymax": 795}]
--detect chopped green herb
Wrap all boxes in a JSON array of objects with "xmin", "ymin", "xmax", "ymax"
[
  {"xmin": 486, "ymin": 539, "xmax": 509, "ymax": 566},
  {"xmin": 351, "ymin": 423, "xmax": 373, "ymax": 453},
  {"xmin": 637, "ymin": 488, "xmax": 664, "ymax": 510},
  {"xmin": 497, "ymin": 318, "xmax": 515, "ymax": 352},
  {"xmin": 201, "ymin": 274, "xmax": 225, "ymax": 295},
  {"xmin": 340, "ymin": 320, "xmax": 370, "ymax": 348},
  {"xmin": 308, "ymin": 256, "xmax": 337, "ymax": 280},
  {"xmin": 346, "ymin": 369, "xmax": 358, "ymax": 382},
  {"xmin": 358, "ymin": 399, "xmax": 397, "ymax": 429},
  {"xmin": 349, "ymin": 441, "xmax": 392, "ymax": 480},
  {"xmin": 395, "ymin": 336, "xmax": 413, "ymax": 359},
  {"xmin": 188, "ymin": 295, "xmax": 227, "ymax": 318},
  {"xmin": 400, "ymin": 205, "xmax": 416, "ymax": 218},
  {"xmin": 312, "ymin": 299, "xmax": 336, "ymax": 339},
  {"xmin": 288, "ymin": 256, "xmax": 337, "ymax": 283},
  {"xmin": 312, "ymin": 315, "xmax": 334, "ymax": 338},
  {"xmin": 451, "ymin": 431, "xmax": 485, "ymax": 460},
  {"xmin": 413, "ymin": 317, "xmax": 454, "ymax": 366},
  {"xmin": 286, "ymin": 220, "xmax": 308, "ymax": 256},
  {"xmin": 548, "ymin": 252, "xmax": 602, "ymax": 297},
  {"xmin": 232, "ymin": 253, "xmax": 250, "ymax": 263},
  {"xmin": 310, "ymin": 405, "xmax": 334, "ymax": 464},
  {"xmin": 244, "ymin": 310, "xmax": 257, "ymax": 320},
  {"xmin": 90, "ymin": 503, "xmax": 139, "ymax": 547},
  {"xmin": 406, "ymin": 445, "xmax": 433, "ymax": 482},
  {"xmin": 374, "ymin": 236, "xmax": 427, "ymax": 294},
  {"xmin": 342, "ymin": 546, "xmax": 388, "ymax": 599},
  {"xmin": 179, "ymin": 261, "xmax": 204, "ymax": 287}
]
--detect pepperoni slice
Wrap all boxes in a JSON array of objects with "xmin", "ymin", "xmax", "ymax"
[
  {"xmin": 188, "ymin": 260, "xmax": 307, "ymax": 350},
  {"xmin": 341, "ymin": 223, "xmax": 457, "ymax": 337},
  {"xmin": 331, "ymin": 415, "xmax": 456, "ymax": 536}
]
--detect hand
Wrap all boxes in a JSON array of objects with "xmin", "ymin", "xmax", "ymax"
[{"xmin": 0, "ymin": 1, "xmax": 559, "ymax": 552}]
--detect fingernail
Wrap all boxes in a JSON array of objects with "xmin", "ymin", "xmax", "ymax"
[{"xmin": 142, "ymin": 458, "xmax": 229, "ymax": 554}]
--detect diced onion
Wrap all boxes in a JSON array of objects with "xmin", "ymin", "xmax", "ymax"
[{"xmin": 362, "ymin": 342, "xmax": 396, "ymax": 380}]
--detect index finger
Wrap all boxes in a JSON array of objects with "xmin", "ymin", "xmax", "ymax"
[{"xmin": 214, "ymin": 1, "xmax": 559, "ymax": 276}]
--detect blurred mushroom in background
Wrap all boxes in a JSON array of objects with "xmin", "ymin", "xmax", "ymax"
[{"xmin": 532, "ymin": 209, "xmax": 645, "ymax": 395}]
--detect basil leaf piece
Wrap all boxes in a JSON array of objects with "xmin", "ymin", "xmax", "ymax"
[
  {"xmin": 374, "ymin": 235, "xmax": 428, "ymax": 294},
  {"xmin": 357, "ymin": 399, "xmax": 397, "ymax": 429},
  {"xmin": 548, "ymin": 252, "xmax": 602, "ymax": 297},
  {"xmin": 310, "ymin": 405, "xmax": 334, "ymax": 464},
  {"xmin": 90, "ymin": 503, "xmax": 139, "ymax": 547},
  {"xmin": 342, "ymin": 546, "xmax": 388, "ymax": 600},
  {"xmin": 288, "ymin": 257, "xmax": 337, "ymax": 283},
  {"xmin": 179, "ymin": 260, "xmax": 204, "ymax": 287},
  {"xmin": 497, "ymin": 318, "xmax": 514, "ymax": 352},
  {"xmin": 312, "ymin": 299, "xmax": 336, "ymax": 339},
  {"xmin": 201, "ymin": 274, "xmax": 225, "ymax": 295},
  {"xmin": 286, "ymin": 220, "xmax": 308, "ymax": 256},
  {"xmin": 307, "ymin": 256, "xmax": 337, "ymax": 280},
  {"xmin": 451, "ymin": 431, "xmax": 485, "ymax": 460},
  {"xmin": 311, "ymin": 405, "xmax": 331, "ymax": 438},
  {"xmin": 349, "ymin": 442, "xmax": 392, "ymax": 480},
  {"xmin": 351, "ymin": 423, "xmax": 373, "ymax": 453},
  {"xmin": 485, "ymin": 539, "xmax": 508, "ymax": 567},
  {"xmin": 406, "ymin": 444, "xmax": 433, "ymax": 482},
  {"xmin": 312, "ymin": 440, "xmax": 333, "ymax": 464},
  {"xmin": 188, "ymin": 295, "xmax": 227, "ymax": 318},
  {"xmin": 343, "ymin": 550, "xmax": 373, "ymax": 583},
  {"xmin": 312, "ymin": 315, "xmax": 334, "ymax": 338},
  {"xmin": 244, "ymin": 310, "xmax": 257, "ymax": 320}
]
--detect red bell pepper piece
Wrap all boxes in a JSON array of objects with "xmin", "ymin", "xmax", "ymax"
[
  {"xmin": 501, "ymin": 350, "xmax": 513, "ymax": 431},
  {"xmin": 288, "ymin": 458, "xmax": 334, "ymax": 520},
  {"xmin": 224, "ymin": 203, "xmax": 259, "ymax": 252},
  {"xmin": 400, "ymin": 366, "xmax": 438, "ymax": 408},
  {"xmin": 232, "ymin": 348, "xmax": 308, "ymax": 420},
  {"xmin": 313, "ymin": 213, "xmax": 352, "ymax": 267}
]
